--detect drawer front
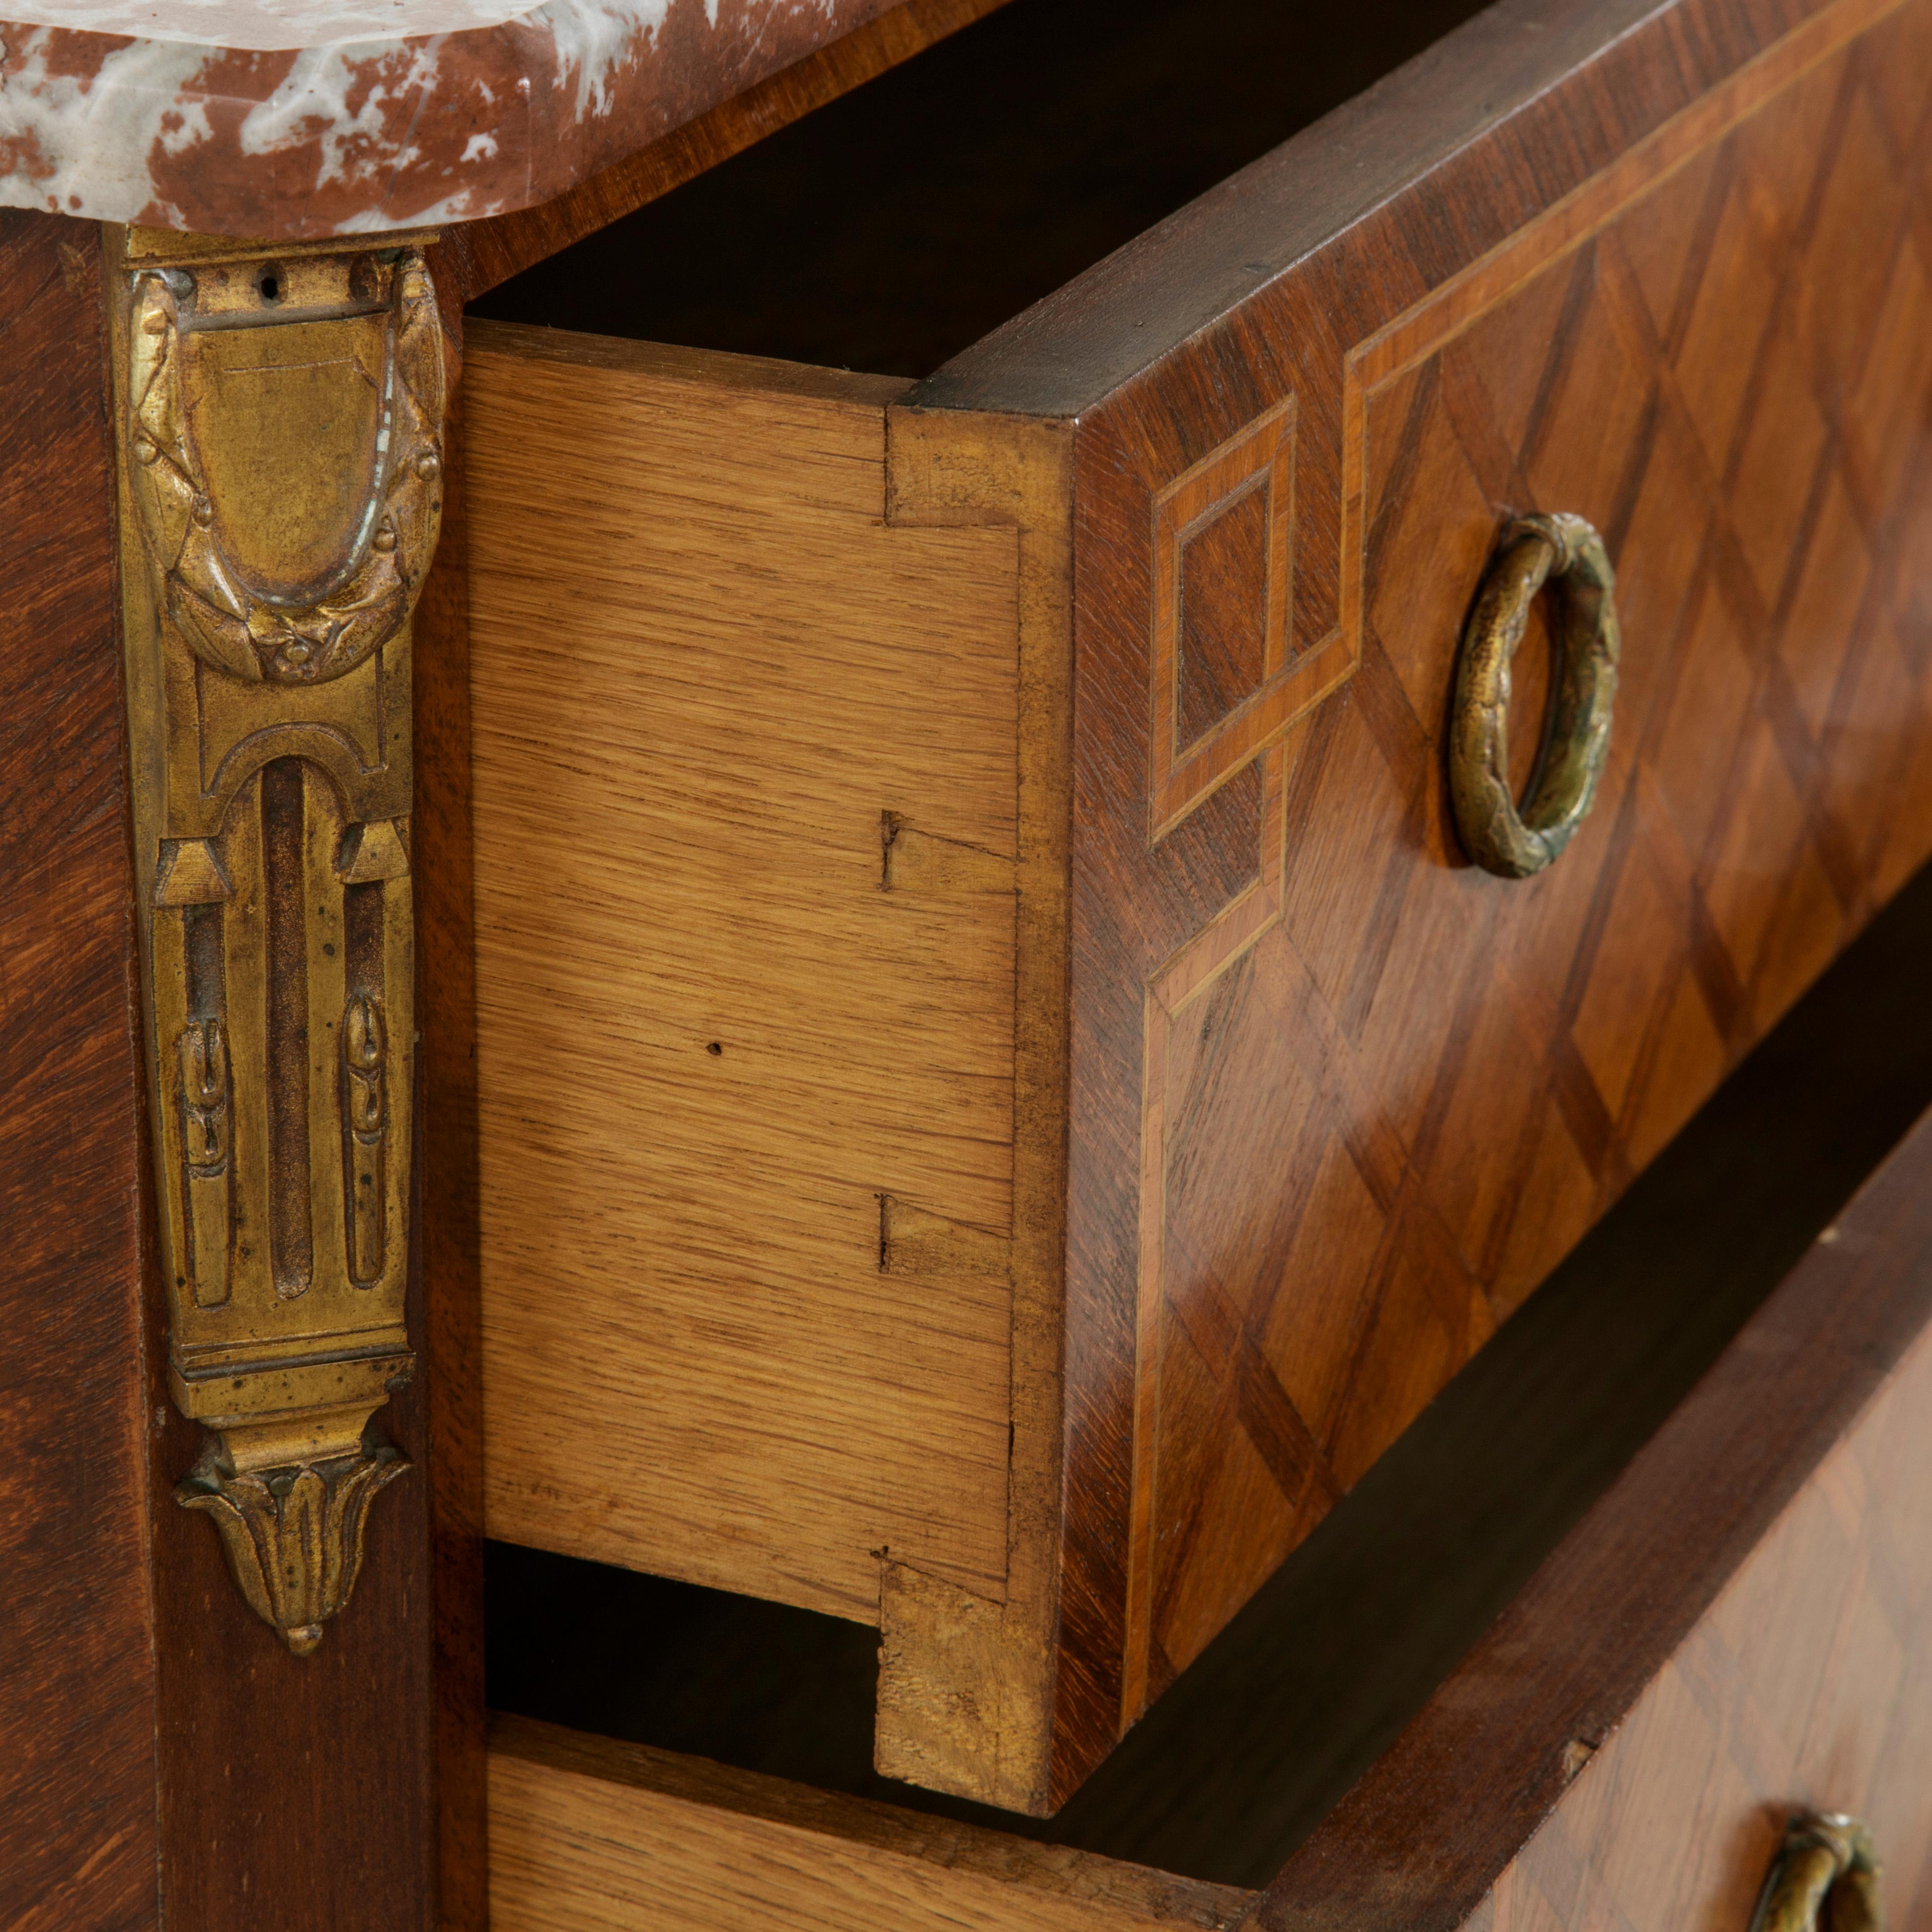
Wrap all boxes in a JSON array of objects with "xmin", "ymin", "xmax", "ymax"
[
  {"xmin": 1470, "ymin": 1384, "xmax": 1932, "ymax": 1932},
  {"xmin": 895, "ymin": 0, "xmax": 1932, "ymax": 1801},
  {"xmin": 1126, "ymin": 0, "xmax": 1932, "ymax": 1694},
  {"xmin": 1258, "ymin": 1107, "xmax": 1932, "ymax": 1932}
]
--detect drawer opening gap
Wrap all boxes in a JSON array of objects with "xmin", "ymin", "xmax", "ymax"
[{"xmin": 466, "ymin": 0, "xmax": 1498, "ymax": 380}]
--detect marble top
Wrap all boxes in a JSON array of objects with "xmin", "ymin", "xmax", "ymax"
[{"xmin": 0, "ymin": 0, "xmax": 894, "ymax": 237}]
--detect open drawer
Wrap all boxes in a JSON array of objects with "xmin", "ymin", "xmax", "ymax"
[
  {"xmin": 482, "ymin": 863, "xmax": 1932, "ymax": 1927},
  {"xmin": 455, "ymin": 0, "xmax": 1932, "ymax": 1811}
]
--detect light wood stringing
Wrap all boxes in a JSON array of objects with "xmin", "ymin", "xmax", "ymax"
[{"xmin": 468, "ymin": 326, "xmax": 1024, "ymax": 1620}]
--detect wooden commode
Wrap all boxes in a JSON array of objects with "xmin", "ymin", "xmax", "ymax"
[
  {"xmin": 8, "ymin": 0, "xmax": 1932, "ymax": 1922},
  {"xmin": 462, "ymin": 0, "xmax": 1932, "ymax": 1813}
]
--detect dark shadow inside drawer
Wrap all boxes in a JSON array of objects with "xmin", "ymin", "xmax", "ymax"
[
  {"xmin": 463, "ymin": 0, "xmax": 1494, "ymax": 377},
  {"xmin": 488, "ymin": 849, "xmax": 1932, "ymax": 1887}
]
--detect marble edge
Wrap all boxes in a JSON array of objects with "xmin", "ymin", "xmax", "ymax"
[{"xmin": 0, "ymin": 0, "xmax": 893, "ymax": 238}]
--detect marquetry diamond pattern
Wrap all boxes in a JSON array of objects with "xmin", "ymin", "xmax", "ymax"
[
  {"xmin": 1146, "ymin": 8, "xmax": 1932, "ymax": 1698},
  {"xmin": 1466, "ymin": 1324, "xmax": 1932, "ymax": 1932}
]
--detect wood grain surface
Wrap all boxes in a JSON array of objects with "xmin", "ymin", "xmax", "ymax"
[
  {"xmin": 1251, "ymin": 1098, "xmax": 1932, "ymax": 1932},
  {"xmin": 0, "ymin": 209, "xmax": 159, "ymax": 1932},
  {"xmin": 873, "ymin": 408, "xmax": 1074, "ymax": 1812},
  {"xmin": 415, "ymin": 259, "xmax": 491, "ymax": 1932},
  {"xmin": 487, "ymin": 1715, "xmax": 1252, "ymax": 1932},
  {"xmin": 466, "ymin": 326, "xmax": 1023, "ymax": 1623}
]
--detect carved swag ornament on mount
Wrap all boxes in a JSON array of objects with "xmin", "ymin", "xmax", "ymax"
[{"xmin": 114, "ymin": 226, "xmax": 445, "ymax": 1654}]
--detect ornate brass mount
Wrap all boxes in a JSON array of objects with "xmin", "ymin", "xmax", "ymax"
[
  {"xmin": 112, "ymin": 225, "xmax": 445, "ymax": 1652},
  {"xmin": 1450, "ymin": 511, "xmax": 1622, "ymax": 878},
  {"xmin": 1750, "ymin": 1815, "xmax": 1883, "ymax": 1932}
]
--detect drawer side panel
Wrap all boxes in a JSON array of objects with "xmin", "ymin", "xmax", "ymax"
[
  {"xmin": 468, "ymin": 337, "xmax": 1023, "ymax": 1620},
  {"xmin": 487, "ymin": 1720, "xmax": 1254, "ymax": 1932}
]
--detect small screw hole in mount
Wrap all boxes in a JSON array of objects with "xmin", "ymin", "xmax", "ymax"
[
  {"xmin": 256, "ymin": 264, "xmax": 283, "ymax": 305},
  {"xmin": 706, "ymin": 1042, "xmax": 723, "ymax": 1056}
]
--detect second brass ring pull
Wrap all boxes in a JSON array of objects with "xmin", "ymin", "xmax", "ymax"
[
  {"xmin": 1751, "ymin": 1814, "xmax": 1884, "ymax": 1932},
  {"xmin": 1450, "ymin": 510, "xmax": 1621, "ymax": 877}
]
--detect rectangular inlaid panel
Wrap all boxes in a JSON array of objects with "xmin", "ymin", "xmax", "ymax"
[{"xmin": 467, "ymin": 330, "xmax": 1022, "ymax": 1622}]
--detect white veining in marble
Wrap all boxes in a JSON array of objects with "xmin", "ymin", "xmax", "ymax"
[
  {"xmin": 0, "ymin": 3, "xmax": 675, "ymax": 224},
  {"xmin": 1, "ymin": 0, "xmax": 557, "ymax": 53},
  {"xmin": 4, "ymin": 32, "xmax": 212, "ymax": 222},
  {"xmin": 0, "ymin": 0, "xmax": 845, "ymax": 232}
]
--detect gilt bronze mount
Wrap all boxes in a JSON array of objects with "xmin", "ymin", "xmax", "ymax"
[{"xmin": 112, "ymin": 225, "xmax": 445, "ymax": 1651}]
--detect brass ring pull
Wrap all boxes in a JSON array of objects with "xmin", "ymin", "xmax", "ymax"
[
  {"xmin": 1751, "ymin": 1814, "xmax": 1884, "ymax": 1932},
  {"xmin": 1449, "ymin": 510, "xmax": 1621, "ymax": 877}
]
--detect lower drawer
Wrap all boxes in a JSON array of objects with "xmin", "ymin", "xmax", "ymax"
[
  {"xmin": 490, "ymin": 1725, "xmax": 1252, "ymax": 1932},
  {"xmin": 1258, "ymin": 1144, "xmax": 1932, "ymax": 1932},
  {"xmin": 467, "ymin": 0, "xmax": 1932, "ymax": 1811},
  {"xmin": 484, "ymin": 1093, "xmax": 1932, "ymax": 1929}
]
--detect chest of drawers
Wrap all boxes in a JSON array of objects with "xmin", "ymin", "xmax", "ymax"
[
  {"xmin": 457, "ymin": 0, "xmax": 1932, "ymax": 1816},
  {"xmin": 5, "ymin": 0, "xmax": 1932, "ymax": 1921}
]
